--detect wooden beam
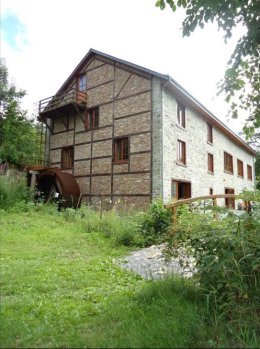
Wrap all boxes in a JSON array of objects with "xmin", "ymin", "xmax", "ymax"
[{"xmin": 165, "ymin": 194, "xmax": 240, "ymax": 209}]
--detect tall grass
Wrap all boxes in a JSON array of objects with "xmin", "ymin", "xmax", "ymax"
[
  {"xmin": 0, "ymin": 172, "xmax": 33, "ymax": 210},
  {"xmin": 62, "ymin": 205, "xmax": 146, "ymax": 247},
  {"xmin": 61, "ymin": 199, "xmax": 172, "ymax": 248}
]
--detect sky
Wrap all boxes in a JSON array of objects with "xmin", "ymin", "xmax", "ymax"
[{"xmin": 1, "ymin": 0, "xmax": 247, "ymax": 134}]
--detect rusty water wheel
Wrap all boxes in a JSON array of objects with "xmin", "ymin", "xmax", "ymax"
[{"xmin": 35, "ymin": 168, "xmax": 81, "ymax": 209}]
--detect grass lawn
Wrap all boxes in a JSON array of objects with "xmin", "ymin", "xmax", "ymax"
[{"xmin": 0, "ymin": 207, "xmax": 229, "ymax": 348}]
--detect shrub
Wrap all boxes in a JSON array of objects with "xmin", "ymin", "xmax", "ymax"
[
  {"xmin": 0, "ymin": 172, "xmax": 33, "ymax": 210},
  {"xmin": 167, "ymin": 198, "xmax": 260, "ymax": 340},
  {"xmin": 138, "ymin": 199, "xmax": 172, "ymax": 246}
]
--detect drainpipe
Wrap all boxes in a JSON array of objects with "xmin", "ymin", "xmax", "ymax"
[{"xmin": 161, "ymin": 75, "xmax": 171, "ymax": 202}]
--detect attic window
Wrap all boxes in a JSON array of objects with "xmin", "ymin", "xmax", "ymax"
[
  {"xmin": 78, "ymin": 74, "xmax": 87, "ymax": 91},
  {"xmin": 207, "ymin": 123, "xmax": 213, "ymax": 144},
  {"xmin": 177, "ymin": 103, "xmax": 186, "ymax": 128}
]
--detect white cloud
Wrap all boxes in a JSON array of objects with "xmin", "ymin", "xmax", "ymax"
[{"xmin": 1, "ymin": 0, "xmax": 247, "ymax": 132}]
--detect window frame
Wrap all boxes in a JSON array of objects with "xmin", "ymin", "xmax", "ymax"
[
  {"xmin": 177, "ymin": 103, "xmax": 186, "ymax": 128},
  {"xmin": 207, "ymin": 123, "xmax": 213, "ymax": 144},
  {"xmin": 86, "ymin": 107, "xmax": 99, "ymax": 130},
  {"xmin": 208, "ymin": 153, "xmax": 214, "ymax": 174},
  {"xmin": 237, "ymin": 159, "xmax": 244, "ymax": 178},
  {"xmin": 224, "ymin": 151, "xmax": 233, "ymax": 174},
  {"xmin": 77, "ymin": 74, "xmax": 87, "ymax": 91},
  {"xmin": 113, "ymin": 137, "xmax": 129, "ymax": 164},
  {"xmin": 247, "ymin": 164, "xmax": 253, "ymax": 181},
  {"xmin": 177, "ymin": 139, "xmax": 186, "ymax": 165},
  {"xmin": 61, "ymin": 146, "xmax": 74, "ymax": 170}
]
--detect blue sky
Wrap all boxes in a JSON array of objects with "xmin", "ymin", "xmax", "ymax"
[
  {"xmin": 1, "ymin": 0, "xmax": 247, "ymax": 133},
  {"xmin": 1, "ymin": 10, "xmax": 28, "ymax": 50}
]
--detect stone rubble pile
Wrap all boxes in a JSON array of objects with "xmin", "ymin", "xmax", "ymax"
[{"xmin": 117, "ymin": 243, "xmax": 196, "ymax": 280}]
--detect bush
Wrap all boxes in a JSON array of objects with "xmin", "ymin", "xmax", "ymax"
[
  {"xmin": 138, "ymin": 199, "xmax": 172, "ymax": 246},
  {"xmin": 0, "ymin": 172, "xmax": 33, "ymax": 210},
  {"xmin": 167, "ymin": 198, "xmax": 260, "ymax": 341}
]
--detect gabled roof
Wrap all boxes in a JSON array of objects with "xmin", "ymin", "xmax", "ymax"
[{"xmin": 57, "ymin": 48, "xmax": 256, "ymax": 156}]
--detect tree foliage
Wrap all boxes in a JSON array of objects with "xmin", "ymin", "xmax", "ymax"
[
  {"xmin": 0, "ymin": 59, "xmax": 39, "ymax": 166},
  {"xmin": 156, "ymin": 0, "xmax": 260, "ymax": 140},
  {"xmin": 255, "ymin": 152, "xmax": 260, "ymax": 189}
]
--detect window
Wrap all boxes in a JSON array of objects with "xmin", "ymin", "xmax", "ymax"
[
  {"xmin": 209, "ymin": 188, "xmax": 213, "ymax": 195},
  {"xmin": 61, "ymin": 146, "xmax": 73, "ymax": 169},
  {"xmin": 247, "ymin": 165, "xmax": 253, "ymax": 180},
  {"xmin": 86, "ymin": 108, "xmax": 99, "ymax": 130},
  {"xmin": 113, "ymin": 137, "xmax": 129, "ymax": 163},
  {"xmin": 78, "ymin": 74, "xmax": 87, "ymax": 91},
  {"xmin": 224, "ymin": 152, "xmax": 233, "ymax": 174},
  {"xmin": 208, "ymin": 153, "xmax": 214, "ymax": 173},
  {"xmin": 237, "ymin": 159, "xmax": 244, "ymax": 177},
  {"xmin": 207, "ymin": 123, "xmax": 213, "ymax": 144},
  {"xmin": 177, "ymin": 103, "xmax": 185, "ymax": 128},
  {"xmin": 177, "ymin": 140, "xmax": 186, "ymax": 165}
]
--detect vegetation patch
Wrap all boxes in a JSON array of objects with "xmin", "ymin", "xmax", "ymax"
[
  {"xmin": 1, "ymin": 189, "xmax": 260, "ymax": 347},
  {"xmin": 167, "ymin": 194, "xmax": 260, "ymax": 348}
]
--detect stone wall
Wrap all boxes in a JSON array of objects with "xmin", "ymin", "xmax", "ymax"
[{"xmin": 161, "ymin": 88, "xmax": 255, "ymax": 206}]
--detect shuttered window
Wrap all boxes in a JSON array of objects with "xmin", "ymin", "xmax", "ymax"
[
  {"xmin": 247, "ymin": 165, "xmax": 253, "ymax": 180},
  {"xmin": 61, "ymin": 146, "xmax": 73, "ymax": 169},
  {"xmin": 208, "ymin": 153, "xmax": 214, "ymax": 173},
  {"xmin": 237, "ymin": 159, "xmax": 244, "ymax": 177},
  {"xmin": 224, "ymin": 152, "xmax": 233, "ymax": 174}
]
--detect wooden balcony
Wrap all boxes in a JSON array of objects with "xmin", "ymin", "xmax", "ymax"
[{"xmin": 38, "ymin": 88, "xmax": 87, "ymax": 119}]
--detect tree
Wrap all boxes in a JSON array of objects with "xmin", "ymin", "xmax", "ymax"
[
  {"xmin": 156, "ymin": 0, "xmax": 260, "ymax": 140},
  {"xmin": 255, "ymin": 152, "xmax": 260, "ymax": 189},
  {"xmin": 0, "ymin": 59, "xmax": 39, "ymax": 166}
]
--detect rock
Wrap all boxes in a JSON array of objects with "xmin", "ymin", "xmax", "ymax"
[{"xmin": 117, "ymin": 244, "xmax": 196, "ymax": 280}]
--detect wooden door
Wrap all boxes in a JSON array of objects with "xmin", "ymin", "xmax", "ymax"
[{"xmin": 225, "ymin": 188, "xmax": 235, "ymax": 209}]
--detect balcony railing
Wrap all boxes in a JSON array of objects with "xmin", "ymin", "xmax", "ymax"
[{"xmin": 38, "ymin": 88, "xmax": 87, "ymax": 116}]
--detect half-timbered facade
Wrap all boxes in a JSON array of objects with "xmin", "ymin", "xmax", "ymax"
[{"xmin": 39, "ymin": 49, "xmax": 255, "ymax": 208}]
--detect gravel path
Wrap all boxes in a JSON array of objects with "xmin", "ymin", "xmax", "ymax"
[{"xmin": 117, "ymin": 243, "xmax": 196, "ymax": 280}]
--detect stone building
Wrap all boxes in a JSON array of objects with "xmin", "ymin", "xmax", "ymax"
[{"xmin": 39, "ymin": 49, "xmax": 255, "ymax": 208}]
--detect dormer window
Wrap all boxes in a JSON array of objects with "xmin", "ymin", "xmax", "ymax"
[{"xmin": 78, "ymin": 74, "xmax": 87, "ymax": 91}]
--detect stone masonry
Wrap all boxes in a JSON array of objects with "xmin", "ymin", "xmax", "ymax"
[{"xmin": 45, "ymin": 49, "xmax": 255, "ymax": 209}]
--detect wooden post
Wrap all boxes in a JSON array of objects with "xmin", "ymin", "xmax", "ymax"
[
  {"xmin": 173, "ymin": 207, "xmax": 177, "ymax": 226},
  {"xmin": 213, "ymin": 197, "xmax": 218, "ymax": 219}
]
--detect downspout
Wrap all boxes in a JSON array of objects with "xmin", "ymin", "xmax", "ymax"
[{"xmin": 161, "ymin": 75, "xmax": 171, "ymax": 202}]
